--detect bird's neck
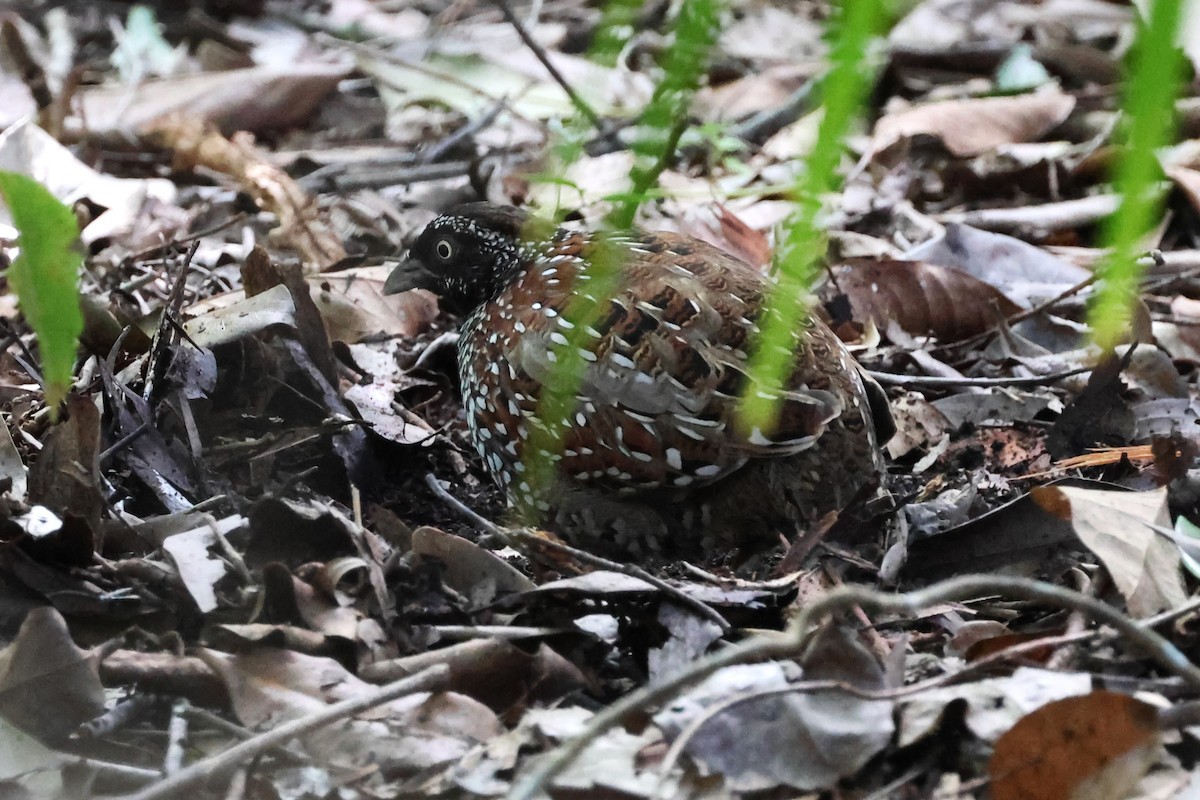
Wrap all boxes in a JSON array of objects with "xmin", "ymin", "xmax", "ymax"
[{"xmin": 442, "ymin": 242, "xmax": 530, "ymax": 316}]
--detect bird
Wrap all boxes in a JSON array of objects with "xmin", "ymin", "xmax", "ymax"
[{"xmin": 384, "ymin": 203, "xmax": 893, "ymax": 557}]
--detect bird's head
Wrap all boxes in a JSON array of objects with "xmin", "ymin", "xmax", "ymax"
[{"xmin": 384, "ymin": 203, "xmax": 551, "ymax": 314}]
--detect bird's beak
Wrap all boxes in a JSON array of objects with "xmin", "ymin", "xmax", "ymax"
[{"xmin": 383, "ymin": 258, "xmax": 436, "ymax": 295}]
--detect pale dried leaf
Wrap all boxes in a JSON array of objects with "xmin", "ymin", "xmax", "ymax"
[
  {"xmin": 1033, "ymin": 486, "xmax": 1184, "ymax": 617},
  {"xmin": 0, "ymin": 608, "xmax": 104, "ymax": 742},
  {"xmin": 69, "ymin": 64, "xmax": 351, "ymax": 137},
  {"xmin": 872, "ymin": 88, "xmax": 1075, "ymax": 158}
]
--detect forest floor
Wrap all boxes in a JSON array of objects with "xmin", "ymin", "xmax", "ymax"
[{"xmin": 2, "ymin": 0, "xmax": 1200, "ymax": 798}]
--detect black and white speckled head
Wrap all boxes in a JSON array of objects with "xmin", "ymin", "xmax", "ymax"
[{"xmin": 384, "ymin": 204, "xmax": 548, "ymax": 315}]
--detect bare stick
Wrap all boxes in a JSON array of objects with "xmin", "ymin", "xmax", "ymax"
[
  {"xmin": 120, "ymin": 665, "xmax": 449, "ymax": 800},
  {"xmin": 935, "ymin": 194, "xmax": 1122, "ymax": 234},
  {"xmin": 163, "ymin": 699, "xmax": 189, "ymax": 776},
  {"xmin": 424, "ymin": 472, "xmax": 505, "ymax": 537},
  {"xmin": 939, "ymin": 272, "xmax": 1099, "ymax": 352},
  {"xmin": 865, "ymin": 364, "xmax": 1092, "ymax": 388},
  {"xmin": 422, "ymin": 99, "xmax": 507, "ymax": 163}
]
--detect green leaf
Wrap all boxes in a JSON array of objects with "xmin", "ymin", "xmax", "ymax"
[
  {"xmin": 1089, "ymin": 0, "xmax": 1187, "ymax": 350},
  {"xmin": 0, "ymin": 171, "xmax": 83, "ymax": 414},
  {"xmin": 591, "ymin": 0, "xmax": 642, "ymax": 67},
  {"xmin": 739, "ymin": 0, "xmax": 891, "ymax": 433},
  {"xmin": 515, "ymin": 0, "xmax": 725, "ymax": 511},
  {"xmin": 607, "ymin": 0, "xmax": 723, "ymax": 230}
]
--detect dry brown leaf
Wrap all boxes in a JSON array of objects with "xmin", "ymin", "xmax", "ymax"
[
  {"xmin": 185, "ymin": 267, "xmax": 438, "ymax": 344},
  {"xmin": 197, "ymin": 647, "xmax": 502, "ymax": 776},
  {"xmin": 344, "ymin": 382, "xmax": 435, "ymax": 447},
  {"xmin": 146, "ymin": 115, "xmax": 347, "ymax": 270},
  {"xmin": 0, "ymin": 120, "xmax": 178, "ymax": 243},
  {"xmin": 26, "ymin": 394, "xmax": 104, "ymax": 530},
  {"xmin": 68, "ymin": 64, "xmax": 350, "ymax": 138},
  {"xmin": 885, "ymin": 393, "xmax": 952, "ymax": 460},
  {"xmin": 872, "ymin": 88, "xmax": 1076, "ymax": 157},
  {"xmin": 362, "ymin": 638, "xmax": 588, "ymax": 716},
  {"xmin": 964, "ymin": 631, "xmax": 1058, "ymax": 664},
  {"xmin": 161, "ymin": 519, "xmax": 241, "ymax": 614},
  {"xmin": 312, "ymin": 268, "xmax": 440, "ymax": 342},
  {"xmin": 671, "ymin": 204, "xmax": 773, "ymax": 270},
  {"xmin": 1172, "ymin": 295, "xmax": 1200, "ymax": 320},
  {"xmin": 0, "ymin": 607, "xmax": 105, "ymax": 743},
  {"xmin": 694, "ymin": 64, "xmax": 812, "ymax": 122},
  {"xmin": 989, "ymin": 691, "xmax": 1159, "ymax": 800},
  {"xmin": 411, "ymin": 526, "xmax": 537, "ymax": 601},
  {"xmin": 820, "ymin": 258, "xmax": 1022, "ymax": 340},
  {"xmin": 241, "ymin": 247, "xmax": 338, "ymax": 384}
]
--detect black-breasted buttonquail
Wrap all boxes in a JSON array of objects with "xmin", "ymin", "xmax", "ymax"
[{"xmin": 385, "ymin": 203, "xmax": 893, "ymax": 556}]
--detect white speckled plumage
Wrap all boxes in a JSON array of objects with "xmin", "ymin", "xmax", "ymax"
[{"xmin": 385, "ymin": 203, "xmax": 893, "ymax": 554}]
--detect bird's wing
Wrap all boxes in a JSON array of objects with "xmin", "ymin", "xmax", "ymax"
[{"xmin": 498, "ymin": 231, "xmax": 846, "ymax": 492}]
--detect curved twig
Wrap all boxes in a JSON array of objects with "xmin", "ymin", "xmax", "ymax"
[{"xmin": 509, "ymin": 574, "xmax": 1200, "ymax": 800}]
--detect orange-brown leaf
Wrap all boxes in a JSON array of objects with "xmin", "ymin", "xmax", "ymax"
[{"xmin": 989, "ymin": 691, "xmax": 1159, "ymax": 800}]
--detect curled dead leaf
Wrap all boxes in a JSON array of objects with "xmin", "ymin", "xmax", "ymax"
[
  {"xmin": 70, "ymin": 64, "xmax": 350, "ymax": 138},
  {"xmin": 1031, "ymin": 486, "xmax": 1183, "ymax": 617},
  {"xmin": 146, "ymin": 115, "xmax": 346, "ymax": 270},
  {"xmin": 0, "ymin": 607, "xmax": 105, "ymax": 743},
  {"xmin": 819, "ymin": 258, "xmax": 1022, "ymax": 340},
  {"xmin": 1166, "ymin": 165, "xmax": 1200, "ymax": 216}
]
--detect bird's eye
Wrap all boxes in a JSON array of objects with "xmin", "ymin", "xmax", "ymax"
[{"xmin": 435, "ymin": 239, "xmax": 454, "ymax": 260}]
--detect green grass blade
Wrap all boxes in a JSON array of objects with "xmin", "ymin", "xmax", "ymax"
[
  {"xmin": 590, "ymin": 0, "xmax": 642, "ymax": 68},
  {"xmin": 738, "ymin": 0, "xmax": 887, "ymax": 433},
  {"xmin": 521, "ymin": 238, "xmax": 628, "ymax": 503},
  {"xmin": 519, "ymin": 0, "xmax": 723, "ymax": 515},
  {"xmin": 607, "ymin": 0, "xmax": 722, "ymax": 230},
  {"xmin": 1089, "ymin": 0, "xmax": 1187, "ymax": 350},
  {"xmin": 0, "ymin": 171, "xmax": 83, "ymax": 414}
]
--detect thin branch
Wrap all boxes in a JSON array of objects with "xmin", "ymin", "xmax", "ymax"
[
  {"xmin": 121, "ymin": 213, "xmax": 250, "ymax": 268},
  {"xmin": 934, "ymin": 194, "xmax": 1124, "ymax": 235},
  {"xmin": 731, "ymin": 80, "xmax": 815, "ymax": 144},
  {"xmin": 937, "ymin": 272, "xmax": 1099, "ymax": 353},
  {"xmin": 98, "ymin": 421, "xmax": 151, "ymax": 463},
  {"xmin": 424, "ymin": 472, "xmax": 504, "ymax": 537},
  {"xmin": 508, "ymin": 574, "xmax": 1200, "ymax": 800},
  {"xmin": 422, "ymin": 99, "xmax": 508, "ymax": 163},
  {"xmin": 490, "ymin": 0, "xmax": 606, "ymax": 131}
]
